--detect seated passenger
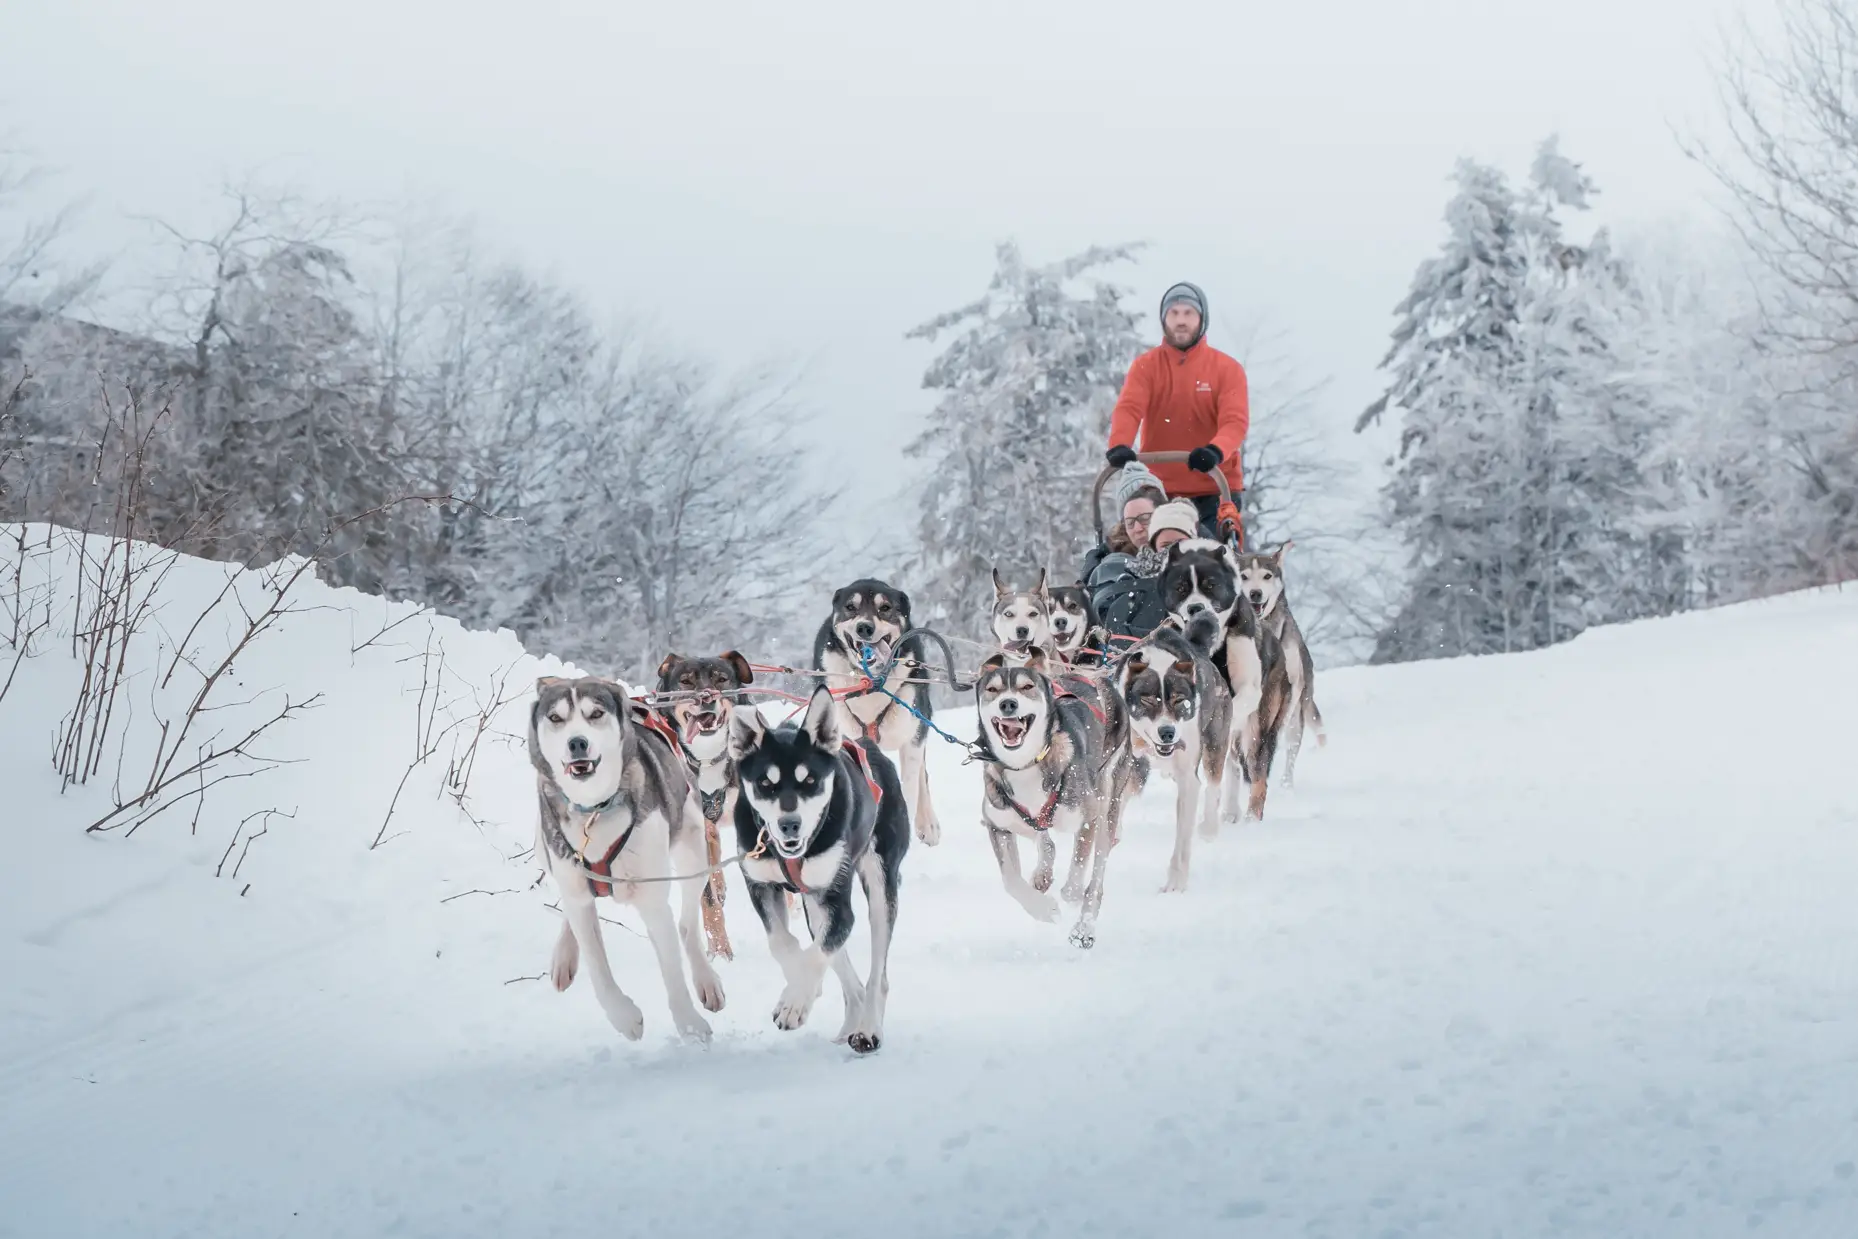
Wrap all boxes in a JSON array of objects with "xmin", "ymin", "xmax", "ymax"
[{"xmin": 1082, "ymin": 466, "xmax": 1198, "ymax": 640}]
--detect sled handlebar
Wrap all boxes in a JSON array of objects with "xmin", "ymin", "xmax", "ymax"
[{"xmin": 1091, "ymin": 450, "xmax": 1235, "ymax": 544}]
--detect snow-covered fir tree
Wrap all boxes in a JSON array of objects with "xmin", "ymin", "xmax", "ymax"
[
  {"xmin": 1361, "ymin": 139, "xmax": 1673, "ymax": 663},
  {"xmin": 904, "ymin": 242, "xmax": 1144, "ymax": 632}
]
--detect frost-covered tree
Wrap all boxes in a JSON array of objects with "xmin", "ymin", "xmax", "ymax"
[
  {"xmin": 141, "ymin": 189, "xmax": 407, "ymax": 585},
  {"xmin": 1360, "ymin": 140, "xmax": 1671, "ymax": 663},
  {"xmin": 1357, "ymin": 158, "xmax": 1540, "ymax": 660},
  {"xmin": 904, "ymin": 241, "xmax": 1145, "ymax": 632},
  {"xmin": 0, "ymin": 143, "xmax": 105, "ymax": 316},
  {"xmin": 362, "ymin": 224, "xmax": 834, "ymax": 676},
  {"xmin": 1690, "ymin": 0, "xmax": 1858, "ymax": 588}
]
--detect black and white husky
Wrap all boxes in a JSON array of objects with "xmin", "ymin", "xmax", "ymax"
[
  {"xmin": 972, "ymin": 649, "xmax": 1119, "ymax": 948},
  {"xmin": 1160, "ymin": 538, "xmax": 1292, "ymax": 822},
  {"xmin": 813, "ymin": 578, "xmax": 960, "ymax": 847},
  {"xmin": 1046, "ymin": 582, "xmax": 1105, "ymax": 667},
  {"xmin": 1237, "ymin": 544, "xmax": 1325, "ymax": 788},
  {"xmin": 1112, "ymin": 625, "xmax": 1233, "ymax": 893},
  {"xmin": 730, "ymin": 686, "xmax": 909, "ymax": 1054},
  {"xmin": 989, "ymin": 567, "xmax": 1051, "ymax": 664},
  {"xmin": 655, "ymin": 649, "xmax": 757, "ymax": 960},
  {"xmin": 530, "ymin": 676, "xmax": 726, "ymax": 1043}
]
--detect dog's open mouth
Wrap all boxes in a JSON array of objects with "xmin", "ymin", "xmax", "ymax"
[
  {"xmin": 564, "ymin": 757, "xmax": 600, "ymax": 779},
  {"xmin": 990, "ymin": 714, "xmax": 1034, "ymax": 748},
  {"xmin": 1152, "ymin": 739, "xmax": 1179, "ymax": 758},
  {"xmin": 1004, "ymin": 638, "xmax": 1031, "ymax": 653},
  {"xmin": 689, "ymin": 707, "xmax": 726, "ymax": 736}
]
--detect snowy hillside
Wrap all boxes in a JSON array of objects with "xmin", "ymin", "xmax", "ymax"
[{"xmin": 3, "ymin": 526, "xmax": 1857, "ymax": 1238}]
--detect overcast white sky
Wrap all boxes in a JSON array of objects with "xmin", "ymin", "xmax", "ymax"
[{"xmin": 2, "ymin": 0, "xmax": 1753, "ymax": 526}]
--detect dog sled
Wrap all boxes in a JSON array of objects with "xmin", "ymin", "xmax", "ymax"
[{"xmin": 1090, "ymin": 449, "xmax": 1244, "ymax": 552}]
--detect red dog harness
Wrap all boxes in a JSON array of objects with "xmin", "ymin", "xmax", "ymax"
[
  {"xmin": 997, "ymin": 781, "xmax": 1063, "ymax": 833},
  {"xmin": 1051, "ymin": 676, "xmax": 1106, "ymax": 726}
]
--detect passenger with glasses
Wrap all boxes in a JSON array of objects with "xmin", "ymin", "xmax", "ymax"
[{"xmin": 1080, "ymin": 462, "xmax": 1192, "ymax": 641}]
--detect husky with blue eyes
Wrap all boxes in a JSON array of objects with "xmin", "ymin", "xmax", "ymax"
[{"xmin": 730, "ymin": 685, "xmax": 910, "ymax": 1055}]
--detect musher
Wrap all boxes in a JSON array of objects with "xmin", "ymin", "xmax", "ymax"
[{"xmin": 1103, "ymin": 281, "xmax": 1247, "ymax": 544}]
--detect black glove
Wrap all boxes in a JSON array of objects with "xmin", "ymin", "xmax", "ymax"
[
  {"xmin": 1187, "ymin": 444, "xmax": 1223, "ymax": 473},
  {"xmin": 1105, "ymin": 445, "xmax": 1137, "ymax": 468}
]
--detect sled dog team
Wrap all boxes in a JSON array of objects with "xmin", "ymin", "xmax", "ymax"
[{"xmin": 528, "ymin": 540, "xmax": 1323, "ymax": 1055}]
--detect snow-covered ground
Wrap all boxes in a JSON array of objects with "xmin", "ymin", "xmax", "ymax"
[{"xmin": 4, "ymin": 525, "xmax": 1857, "ymax": 1238}]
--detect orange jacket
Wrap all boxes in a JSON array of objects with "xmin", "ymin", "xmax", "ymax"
[{"xmin": 1106, "ymin": 340, "xmax": 1249, "ymax": 498}]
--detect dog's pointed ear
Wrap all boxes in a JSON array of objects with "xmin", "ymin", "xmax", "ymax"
[
  {"xmin": 1033, "ymin": 567, "xmax": 1048, "ymax": 598},
  {"xmin": 802, "ymin": 685, "xmax": 842, "ymax": 754},
  {"xmin": 535, "ymin": 675, "xmax": 569, "ymax": 695},
  {"xmin": 1273, "ymin": 540, "xmax": 1293, "ymax": 564},
  {"xmin": 1126, "ymin": 651, "xmax": 1149, "ymax": 680},
  {"xmin": 729, "ymin": 705, "xmax": 767, "ymax": 761},
  {"xmin": 991, "ymin": 567, "xmax": 1008, "ymax": 599},
  {"xmin": 655, "ymin": 653, "xmax": 681, "ymax": 685},
  {"xmin": 720, "ymin": 650, "xmax": 754, "ymax": 685},
  {"xmin": 979, "ymin": 652, "xmax": 1006, "ymax": 675},
  {"xmin": 1024, "ymin": 645, "xmax": 1050, "ymax": 674}
]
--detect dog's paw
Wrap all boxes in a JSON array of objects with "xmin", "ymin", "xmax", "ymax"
[
  {"xmin": 1068, "ymin": 922, "xmax": 1096, "ymax": 950},
  {"xmin": 1014, "ymin": 889, "xmax": 1061, "ymax": 923},
  {"xmin": 550, "ymin": 929, "xmax": 580, "ymax": 992},
  {"xmin": 1031, "ymin": 866, "xmax": 1054, "ymax": 893},
  {"xmin": 694, "ymin": 972, "xmax": 726, "ymax": 1014},
  {"xmin": 847, "ymin": 1031, "xmax": 882, "ymax": 1055},
  {"xmin": 1198, "ymin": 816, "xmax": 1221, "ymax": 841},
  {"xmin": 603, "ymin": 995, "xmax": 646, "ymax": 1041},
  {"xmin": 674, "ymin": 1008, "xmax": 713, "ymax": 1044},
  {"xmin": 915, "ymin": 817, "xmax": 942, "ymax": 847},
  {"xmin": 1059, "ymin": 880, "xmax": 1085, "ymax": 904},
  {"xmin": 1161, "ymin": 868, "xmax": 1190, "ymax": 894},
  {"xmin": 772, "ymin": 986, "xmax": 818, "ymax": 1031}
]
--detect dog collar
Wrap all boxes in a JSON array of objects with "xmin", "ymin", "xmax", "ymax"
[{"xmin": 570, "ymin": 789, "xmax": 624, "ymax": 815}]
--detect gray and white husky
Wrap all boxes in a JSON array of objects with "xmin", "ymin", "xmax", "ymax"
[
  {"xmin": 972, "ymin": 648, "xmax": 1120, "ymax": 948},
  {"xmin": 1045, "ymin": 583, "xmax": 1105, "ymax": 667},
  {"xmin": 1111, "ymin": 625, "xmax": 1233, "ymax": 893},
  {"xmin": 1237, "ymin": 543, "xmax": 1326, "ymax": 787},
  {"xmin": 989, "ymin": 568, "xmax": 1052, "ymax": 664},
  {"xmin": 530, "ymin": 676, "xmax": 726, "ymax": 1043}
]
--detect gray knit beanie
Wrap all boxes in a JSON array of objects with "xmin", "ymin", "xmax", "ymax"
[
  {"xmin": 1159, "ymin": 281, "xmax": 1208, "ymax": 347},
  {"xmin": 1113, "ymin": 461, "xmax": 1166, "ymax": 512}
]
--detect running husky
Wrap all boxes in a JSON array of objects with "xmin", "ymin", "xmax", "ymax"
[
  {"xmin": 813, "ymin": 578, "xmax": 962, "ymax": 847},
  {"xmin": 1160, "ymin": 538, "xmax": 1292, "ymax": 822},
  {"xmin": 972, "ymin": 648, "xmax": 1120, "ymax": 948},
  {"xmin": 1237, "ymin": 543, "xmax": 1326, "ymax": 788},
  {"xmin": 1111, "ymin": 625, "xmax": 1233, "ymax": 893},
  {"xmin": 1046, "ymin": 582, "xmax": 1105, "ymax": 667},
  {"xmin": 990, "ymin": 568, "xmax": 1051, "ymax": 664},
  {"xmin": 655, "ymin": 649, "xmax": 757, "ymax": 959},
  {"xmin": 530, "ymin": 676, "xmax": 726, "ymax": 1044},
  {"xmin": 730, "ymin": 685, "xmax": 909, "ymax": 1054}
]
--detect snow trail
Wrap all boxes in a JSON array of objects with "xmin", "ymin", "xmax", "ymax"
[{"xmin": 3, "ymin": 529, "xmax": 1857, "ymax": 1237}]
